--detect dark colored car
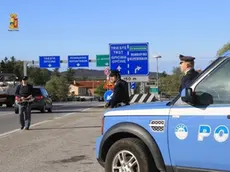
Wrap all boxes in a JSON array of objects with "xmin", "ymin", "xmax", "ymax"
[{"xmin": 14, "ymin": 86, "xmax": 53, "ymax": 114}]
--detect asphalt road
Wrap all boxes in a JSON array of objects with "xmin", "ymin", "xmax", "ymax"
[
  {"xmin": 0, "ymin": 101, "xmax": 104, "ymax": 135},
  {"xmin": 0, "ymin": 105, "xmax": 105, "ymax": 172}
]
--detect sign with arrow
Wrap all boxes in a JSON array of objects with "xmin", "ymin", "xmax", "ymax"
[
  {"xmin": 103, "ymin": 90, "xmax": 113, "ymax": 102},
  {"xmin": 130, "ymin": 82, "xmax": 136, "ymax": 89},
  {"xmin": 39, "ymin": 56, "xmax": 60, "ymax": 68},
  {"xmin": 96, "ymin": 55, "xmax": 109, "ymax": 67},
  {"xmin": 134, "ymin": 66, "xmax": 142, "ymax": 74},
  {"xmin": 68, "ymin": 55, "xmax": 89, "ymax": 68},
  {"xmin": 109, "ymin": 43, "xmax": 149, "ymax": 76}
]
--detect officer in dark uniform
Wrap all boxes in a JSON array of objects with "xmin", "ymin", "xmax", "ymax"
[
  {"xmin": 179, "ymin": 54, "xmax": 199, "ymax": 92},
  {"xmin": 105, "ymin": 70, "xmax": 130, "ymax": 108}
]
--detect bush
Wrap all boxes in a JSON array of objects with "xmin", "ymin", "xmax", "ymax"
[{"xmin": 45, "ymin": 75, "xmax": 70, "ymax": 101}]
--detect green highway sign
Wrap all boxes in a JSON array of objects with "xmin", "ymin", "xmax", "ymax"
[
  {"xmin": 96, "ymin": 55, "xmax": 109, "ymax": 67},
  {"xmin": 150, "ymin": 87, "xmax": 159, "ymax": 93}
]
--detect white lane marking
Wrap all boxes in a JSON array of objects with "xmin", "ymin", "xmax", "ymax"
[
  {"xmin": 53, "ymin": 107, "xmax": 94, "ymax": 120},
  {"xmin": 53, "ymin": 112, "xmax": 75, "ymax": 120},
  {"xmin": 0, "ymin": 112, "xmax": 15, "ymax": 117},
  {"xmin": 0, "ymin": 129, "xmax": 20, "ymax": 139},
  {"xmin": 0, "ymin": 106, "xmax": 96, "ymax": 140}
]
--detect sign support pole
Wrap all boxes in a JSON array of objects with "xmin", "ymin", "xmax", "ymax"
[{"xmin": 23, "ymin": 61, "xmax": 28, "ymax": 76}]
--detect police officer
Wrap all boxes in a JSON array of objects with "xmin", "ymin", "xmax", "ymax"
[
  {"xmin": 179, "ymin": 54, "xmax": 199, "ymax": 92},
  {"xmin": 15, "ymin": 76, "xmax": 33, "ymax": 130},
  {"xmin": 105, "ymin": 70, "xmax": 130, "ymax": 108}
]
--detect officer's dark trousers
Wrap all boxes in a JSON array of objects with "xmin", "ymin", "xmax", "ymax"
[{"xmin": 19, "ymin": 104, "xmax": 31, "ymax": 128}]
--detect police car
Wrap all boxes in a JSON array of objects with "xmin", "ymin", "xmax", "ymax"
[{"xmin": 96, "ymin": 51, "xmax": 230, "ymax": 172}]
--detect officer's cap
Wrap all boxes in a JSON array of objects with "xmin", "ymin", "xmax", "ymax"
[
  {"xmin": 22, "ymin": 76, "xmax": 28, "ymax": 80},
  {"xmin": 109, "ymin": 70, "xmax": 120, "ymax": 77},
  {"xmin": 179, "ymin": 54, "xmax": 195, "ymax": 62}
]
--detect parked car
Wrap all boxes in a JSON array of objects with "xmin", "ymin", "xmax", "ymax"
[{"xmin": 14, "ymin": 86, "xmax": 53, "ymax": 114}]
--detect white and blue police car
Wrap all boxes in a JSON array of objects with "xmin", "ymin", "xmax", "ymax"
[{"xmin": 96, "ymin": 51, "xmax": 230, "ymax": 172}]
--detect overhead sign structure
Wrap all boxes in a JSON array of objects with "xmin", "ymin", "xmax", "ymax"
[
  {"xmin": 39, "ymin": 56, "xmax": 60, "ymax": 68},
  {"xmin": 104, "ymin": 90, "xmax": 113, "ymax": 102},
  {"xmin": 109, "ymin": 43, "xmax": 149, "ymax": 76},
  {"xmin": 68, "ymin": 55, "xmax": 89, "ymax": 68},
  {"xmin": 96, "ymin": 55, "xmax": 109, "ymax": 67}
]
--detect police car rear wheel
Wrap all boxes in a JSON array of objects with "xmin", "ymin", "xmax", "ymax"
[{"xmin": 105, "ymin": 138, "xmax": 153, "ymax": 172}]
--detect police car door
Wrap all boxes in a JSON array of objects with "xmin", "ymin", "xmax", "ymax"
[{"xmin": 168, "ymin": 58, "xmax": 230, "ymax": 172}]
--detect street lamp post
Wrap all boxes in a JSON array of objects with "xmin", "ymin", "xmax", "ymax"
[{"xmin": 155, "ymin": 55, "xmax": 162, "ymax": 90}]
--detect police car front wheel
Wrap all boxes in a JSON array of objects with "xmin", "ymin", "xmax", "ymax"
[{"xmin": 105, "ymin": 138, "xmax": 155, "ymax": 172}]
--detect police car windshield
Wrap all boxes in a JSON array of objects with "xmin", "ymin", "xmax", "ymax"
[{"xmin": 167, "ymin": 56, "xmax": 226, "ymax": 106}]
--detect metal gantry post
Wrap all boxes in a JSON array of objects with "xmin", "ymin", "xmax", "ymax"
[{"xmin": 23, "ymin": 61, "xmax": 28, "ymax": 76}]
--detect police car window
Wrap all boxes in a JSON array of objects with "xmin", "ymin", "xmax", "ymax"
[
  {"xmin": 170, "ymin": 57, "xmax": 225, "ymax": 106},
  {"xmin": 195, "ymin": 59, "xmax": 230, "ymax": 104}
]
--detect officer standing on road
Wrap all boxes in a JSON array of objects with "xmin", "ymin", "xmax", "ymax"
[
  {"xmin": 105, "ymin": 70, "xmax": 130, "ymax": 108},
  {"xmin": 179, "ymin": 54, "xmax": 199, "ymax": 92},
  {"xmin": 15, "ymin": 76, "xmax": 33, "ymax": 130}
]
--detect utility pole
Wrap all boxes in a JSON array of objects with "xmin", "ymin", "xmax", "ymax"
[
  {"xmin": 154, "ymin": 55, "xmax": 162, "ymax": 100},
  {"xmin": 23, "ymin": 61, "xmax": 28, "ymax": 76},
  {"xmin": 155, "ymin": 55, "xmax": 162, "ymax": 89}
]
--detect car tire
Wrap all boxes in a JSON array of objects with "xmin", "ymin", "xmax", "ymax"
[
  {"xmin": 15, "ymin": 108, "xmax": 19, "ymax": 114},
  {"xmin": 48, "ymin": 108, "xmax": 52, "ymax": 113},
  {"xmin": 105, "ymin": 138, "xmax": 155, "ymax": 172},
  {"xmin": 40, "ymin": 105, "xmax": 46, "ymax": 113}
]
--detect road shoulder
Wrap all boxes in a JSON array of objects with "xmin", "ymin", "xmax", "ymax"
[{"xmin": 0, "ymin": 107, "xmax": 105, "ymax": 172}]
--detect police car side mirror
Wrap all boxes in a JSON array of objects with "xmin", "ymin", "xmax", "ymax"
[
  {"xmin": 195, "ymin": 91, "xmax": 213, "ymax": 106},
  {"xmin": 181, "ymin": 88, "xmax": 194, "ymax": 104}
]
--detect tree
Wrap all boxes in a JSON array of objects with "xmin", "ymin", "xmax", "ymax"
[
  {"xmin": 158, "ymin": 66, "xmax": 182, "ymax": 97},
  {"xmin": 14, "ymin": 60, "xmax": 23, "ymax": 79},
  {"xmin": 94, "ymin": 82, "xmax": 106, "ymax": 97},
  {"xmin": 0, "ymin": 56, "xmax": 24, "ymax": 79},
  {"xmin": 172, "ymin": 67, "xmax": 182, "ymax": 75},
  {"xmin": 28, "ymin": 67, "xmax": 51, "ymax": 86},
  {"xmin": 162, "ymin": 71, "xmax": 167, "ymax": 77},
  {"xmin": 159, "ymin": 74, "xmax": 181, "ymax": 96},
  {"xmin": 52, "ymin": 68, "xmax": 61, "ymax": 77},
  {"xmin": 217, "ymin": 42, "xmax": 230, "ymax": 56},
  {"xmin": 65, "ymin": 68, "xmax": 75, "ymax": 84},
  {"xmin": 45, "ymin": 75, "xmax": 70, "ymax": 101}
]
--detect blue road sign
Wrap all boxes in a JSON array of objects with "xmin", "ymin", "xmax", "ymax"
[
  {"xmin": 39, "ymin": 56, "xmax": 60, "ymax": 68},
  {"xmin": 68, "ymin": 55, "xmax": 89, "ymax": 68},
  {"xmin": 130, "ymin": 82, "xmax": 136, "ymax": 89},
  {"xmin": 104, "ymin": 90, "xmax": 113, "ymax": 102},
  {"xmin": 109, "ymin": 43, "xmax": 149, "ymax": 75}
]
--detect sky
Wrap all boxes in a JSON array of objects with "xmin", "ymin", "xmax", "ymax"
[{"xmin": 0, "ymin": 0, "xmax": 230, "ymax": 74}]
